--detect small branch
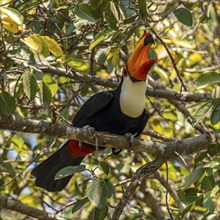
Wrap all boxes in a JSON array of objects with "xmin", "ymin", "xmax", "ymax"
[
  {"xmin": 168, "ymin": 99, "xmax": 214, "ymax": 139},
  {"xmin": 147, "ymin": 88, "xmax": 213, "ymax": 102},
  {"xmin": 185, "ymin": 64, "xmax": 220, "ymax": 73},
  {"xmin": 150, "ymin": 29, "xmax": 188, "ymax": 92},
  {"xmin": 38, "ymin": 65, "xmax": 118, "ymax": 88},
  {"xmin": 0, "ymin": 195, "xmax": 63, "ymax": 220},
  {"xmin": 37, "ymin": 65, "xmax": 213, "ymax": 102},
  {"xmin": 140, "ymin": 153, "xmax": 185, "ymax": 211},
  {"xmin": 112, "ymin": 157, "xmax": 168, "ymax": 220},
  {"xmin": 139, "ymin": 181, "xmax": 165, "ymax": 219}
]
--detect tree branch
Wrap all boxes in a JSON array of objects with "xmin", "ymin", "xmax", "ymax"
[
  {"xmin": 0, "ymin": 195, "xmax": 63, "ymax": 220},
  {"xmin": 140, "ymin": 153, "xmax": 185, "ymax": 211},
  {"xmin": 38, "ymin": 65, "xmax": 213, "ymax": 102},
  {"xmin": 0, "ymin": 113, "xmax": 218, "ymax": 158}
]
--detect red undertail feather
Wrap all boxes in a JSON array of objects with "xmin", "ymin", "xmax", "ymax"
[{"xmin": 68, "ymin": 140, "xmax": 95, "ymax": 157}]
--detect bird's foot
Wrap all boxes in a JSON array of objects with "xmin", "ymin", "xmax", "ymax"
[
  {"xmin": 112, "ymin": 133, "xmax": 134, "ymax": 155},
  {"xmin": 125, "ymin": 133, "xmax": 135, "ymax": 148},
  {"xmin": 83, "ymin": 125, "xmax": 98, "ymax": 151},
  {"xmin": 83, "ymin": 125, "xmax": 96, "ymax": 134}
]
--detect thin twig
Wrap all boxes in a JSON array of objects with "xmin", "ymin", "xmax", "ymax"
[
  {"xmin": 165, "ymin": 162, "xmax": 173, "ymax": 220},
  {"xmin": 150, "ymin": 28, "xmax": 188, "ymax": 92}
]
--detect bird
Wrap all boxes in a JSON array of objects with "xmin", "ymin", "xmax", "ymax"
[{"xmin": 31, "ymin": 32, "xmax": 157, "ymax": 192}]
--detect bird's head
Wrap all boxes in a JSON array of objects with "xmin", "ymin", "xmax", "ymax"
[{"xmin": 122, "ymin": 33, "xmax": 157, "ymax": 82}]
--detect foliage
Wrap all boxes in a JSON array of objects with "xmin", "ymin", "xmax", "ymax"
[{"xmin": 0, "ymin": 0, "xmax": 219, "ymax": 219}]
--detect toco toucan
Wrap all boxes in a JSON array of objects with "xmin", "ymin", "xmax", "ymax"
[{"xmin": 32, "ymin": 33, "xmax": 157, "ymax": 192}]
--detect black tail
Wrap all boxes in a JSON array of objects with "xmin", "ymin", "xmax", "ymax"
[{"xmin": 31, "ymin": 141, "xmax": 85, "ymax": 192}]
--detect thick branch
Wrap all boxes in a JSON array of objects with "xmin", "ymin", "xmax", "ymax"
[
  {"xmin": 38, "ymin": 65, "xmax": 213, "ymax": 102},
  {"xmin": 0, "ymin": 195, "xmax": 62, "ymax": 220},
  {"xmin": 0, "ymin": 113, "xmax": 218, "ymax": 157}
]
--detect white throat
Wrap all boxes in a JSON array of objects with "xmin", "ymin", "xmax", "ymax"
[{"xmin": 119, "ymin": 77, "xmax": 147, "ymax": 118}]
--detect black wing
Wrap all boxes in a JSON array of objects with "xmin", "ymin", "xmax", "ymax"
[
  {"xmin": 134, "ymin": 109, "xmax": 149, "ymax": 137},
  {"xmin": 72, "ymin": 91, "xmax": 114, "ymax": 126}
]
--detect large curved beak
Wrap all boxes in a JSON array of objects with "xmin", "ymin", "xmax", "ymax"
[{"xmin": 127, "ymin": 33, "xmax": 157, "ymax": 81}]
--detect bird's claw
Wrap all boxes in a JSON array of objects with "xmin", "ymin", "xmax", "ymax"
[
  {"xmin": 83, "ymin": 125, "xmax": 98, "ymax": 151},
  {"xmin": 125, "ymin": 133, "xmax": 134, "ymax": 148},
  {"xmin": 83, "ymin": 125, "xmax": 96, "ymax": 134}
]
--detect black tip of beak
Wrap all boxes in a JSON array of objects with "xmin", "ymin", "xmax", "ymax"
[{"xmin": 144, "ymin": 34, "xmax": 155, "ymax": 46}]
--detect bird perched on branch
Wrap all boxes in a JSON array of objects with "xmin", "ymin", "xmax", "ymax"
[{"xmin": 32, "ymin": 32, "xmax": 157, "ymax": 192}]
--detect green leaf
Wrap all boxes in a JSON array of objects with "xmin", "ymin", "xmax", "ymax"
[
  {"xmin": 181, "ymin": 202, "xmax": 195, "ymax": 217},
  {"xmin": 42, "ymin": 75, "xmax": 58, "ymax": 97},
  {"xmin": 174, "ymin": 7, "xmax": 193, "ymax": 26},
  {"xmin": 204, "ymin": 157, "xmax": 220, "ymax": 169},
  {"xmin": 95, "ymin": 47, "xmax": 111, "ymax": 65},
  {"xmin": 210, "ymin": 185, "xmax": 220, "ymax": 197},
  {"xmin": 105, "ymin": 2, "xmax": 118, "ymax": 30},
  {"xmin": 42, "ymin": 36, "xmax": 63, "ymax": 57},
  {"xmin": 138, "ymin": 0, "xmax": 147, "ymax": 17},
  {"xmin": 63, "ymin": 56, "xmax": 89, "ymax": 72},
  {"xmin": 148, "ymin": 48, "xmax": 158, "ymax": 59},
  {"xmin": 195, "ymin": 72, "xmax": 220, "ymax": 87},
  {"xmin": 87, "ymin": 178, "xmax": 107, "ymax": 209},
  {"xmin": 89, "ymin": 29, "xmax": 113, "ymax": 50},
  {"xmin": 55, "ymin": 165, "xmax": 86, "ymax": 180},
  {"xmin": 211, "ymin": 105, "xmax": 220, "ymax": 125},
  {"xmin": 90, "ymin": 0, "xmax": 105, "ymax": 19},
  {"xmin": 179, "ymin": 188, "xmax": 198, "ymax": 204},
  {"xmin": 203, "ymin": 191, "xmax": 215, "ymax": 213},
  {"xmin": 72, "ymin": 197, "xmax": 89, "ymax": 214},
  {"xmin": 11, "ymin": 135, "xmax": 24, "ymax": 152},
  {"xmin": 39, "ymin": 81, "xmax": 52, "ymax": 107},
  {"xmin": 201, "ymin": 176, "xmax": 215, "ymax": 191},
  {"xmin": 192, "ymin": 101, "xmax": 213, "ymax": 126},
  {"xmin": 106, "ymin": 181, "xmax": 114, "ymax": 198},
  {"xmin": 99, "ymin": 161, "xmax": 109, "ymax": 176},
  {"xmin": 0, "ymin": 91, "xmax": 16, "ymax": 115},
  {"xmin": 94, "ymin": 205, "xmax": 108, "ymax": 220},
  {"xmin": 22, "ymin": 70, "xmax": 38, "ymax": 101},
  {"xmin": 123, "ymin": 14, "xmax": 138, "ymax": 24},
  {"xmin": 184, "ymin": 166, "xmax": 204, "ymax": 188},
  {"xmin": 75, "ymin": 3, "xmax": 97, "ymax": 23}
]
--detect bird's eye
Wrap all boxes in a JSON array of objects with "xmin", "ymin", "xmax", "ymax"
[
  {"xmin": 123, "ymin": 69, "xmax": 127, "ymax": 76},
  {"xmin": 144, "ymin": 34, "xmax": 155, "ymax": 45}
]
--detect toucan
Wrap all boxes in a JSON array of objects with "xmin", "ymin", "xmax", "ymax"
[{"xmin": 32, "ymin": 33, "xmax": 157, "ymax": 192}]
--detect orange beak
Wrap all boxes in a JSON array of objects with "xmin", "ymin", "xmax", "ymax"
[{"xmin": 126, "ymin": 33, "xmax": 157, "ymax": 81}]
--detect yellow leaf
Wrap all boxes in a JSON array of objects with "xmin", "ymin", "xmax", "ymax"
[
  {"xmin": 0, "ymin": 7, "xmax": 23, "ymax": 25},
  {"xmin": 111, "ymin": 48, "xmax": 119, "ymax": 67},
  {"xmin": 1, "ymin": 16, "xmax": 19, "ymax": 33},
  {"xmin": 187, "ymin": 53, "xmax": 202, "ymax": 66},
  {"xmin": 162, "ymin": 112, "xmax": 178, "ymax": 121},
  {"xmin": 28, "ymin": 8, "xmax": 36, "ymax": 15},
  {"xmin": 22, "ymin": 35, "xmax": 43, "ymax": 53},
  {"xmin": 42, "ymin": 36, "xmax": 63, "ymax": 56},
  {"xmin": 19, "ymin": 194, "xmax": 36, "ymax": 206},
  {"xmin": 96, "ymin": 71, "xmax": 110, "ymax": 79}
]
